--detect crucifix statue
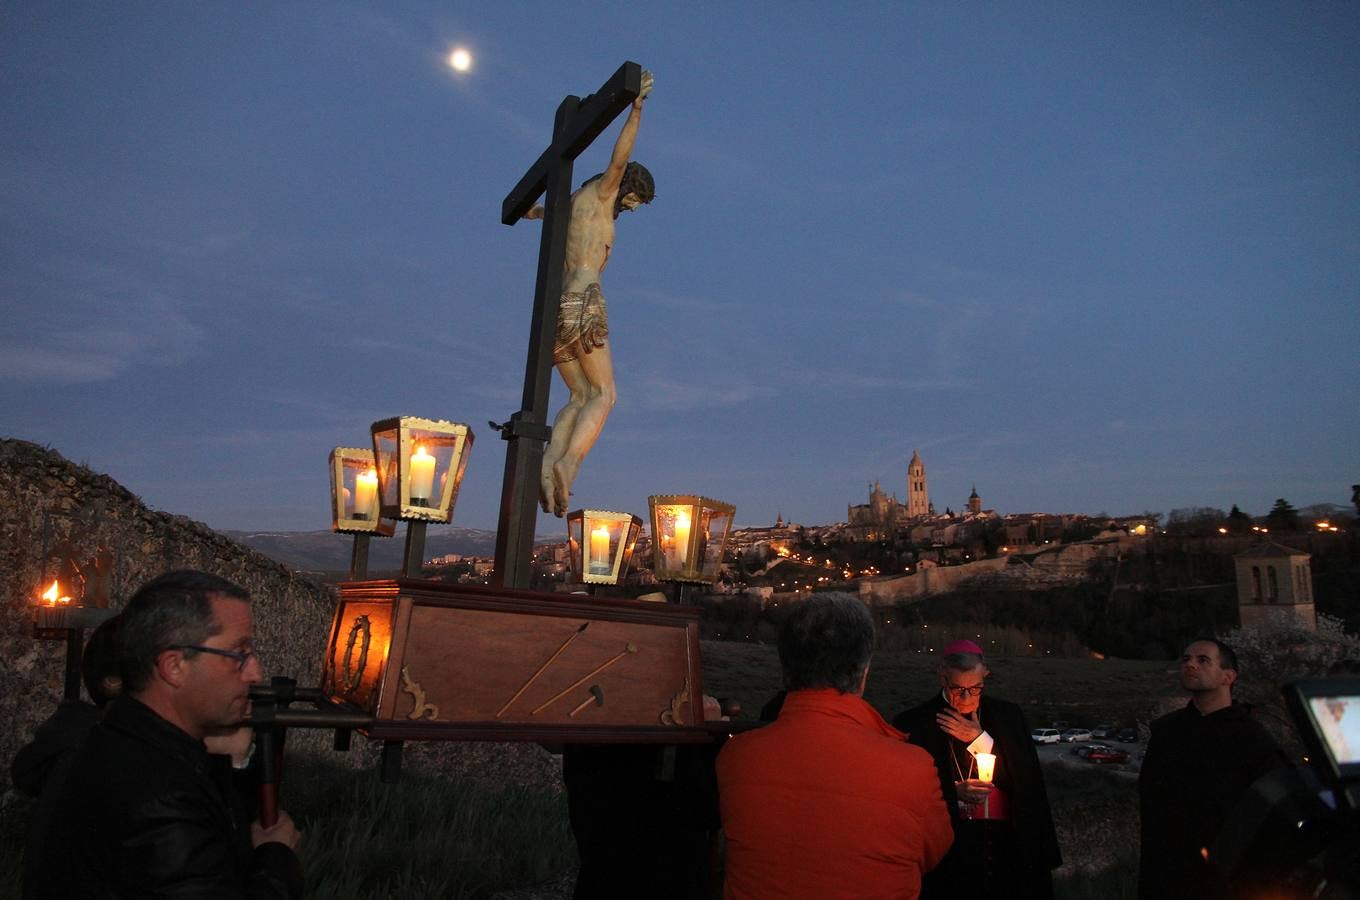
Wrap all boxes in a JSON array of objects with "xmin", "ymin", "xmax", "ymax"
[{"xmin": 494, "ymin": 62, "xmax": 653, "ymax": 589}]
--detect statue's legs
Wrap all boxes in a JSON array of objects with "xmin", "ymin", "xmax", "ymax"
[
  {"xmin": 541, "ymin": 341, "xmax": 616, "ymax": 516},
  {"xmin": 541, "ymin": 354, "xmax": 587, "ymax": 515}
]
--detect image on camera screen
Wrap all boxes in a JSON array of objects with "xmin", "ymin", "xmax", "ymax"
[{"xmin": 1308, "ymin": 695, "xmax": 1360, "ymax": 767}]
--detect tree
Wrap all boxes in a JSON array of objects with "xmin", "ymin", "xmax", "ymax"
[
  {"xmin": 1226, "ymin": 504, "xmax": 1252, "ymax": 534},
  {"xmin": 1165, "ymin": 507, "xmax": 1226, "ymax": 536},
  {"xmin": 1265, "ymin": 498, "xmax": 1300, "ymax": 532},
  {"xmin": 1224, "ymin": 614, "xmax": 1360, "ymax": 748}
]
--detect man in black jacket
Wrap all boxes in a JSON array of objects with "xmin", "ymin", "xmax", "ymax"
[
  {"xmin": 13, "ymin": 613, "xmax": 121, "ymax": 900},
  {"xmin": 35, "ymin": 570, "xmax": 303, "ymax": 899},
  {"xmin": 1138, "ymin": 637, "xmax": 1287, "ymax": 899},
  {"xmin": 894, "ymin": 640, "xmax": 1061, "ymax": 899}
]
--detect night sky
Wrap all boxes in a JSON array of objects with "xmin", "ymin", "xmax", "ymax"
[{"xmin": 3, "ymin": 3, "xmax": 1357, "ymax": 533}]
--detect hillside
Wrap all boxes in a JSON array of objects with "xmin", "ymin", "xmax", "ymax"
[{"xmin": 226, "ymin": 526, "xmax": 503, "ymax": 575}]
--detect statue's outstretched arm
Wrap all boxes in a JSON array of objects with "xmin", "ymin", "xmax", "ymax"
[{"xmin": 597, "ymin": 69, "xmax": 652, "ymax": 199}]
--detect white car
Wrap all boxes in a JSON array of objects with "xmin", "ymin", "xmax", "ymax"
[
  {"xmin": 1061, "ymin": 728, "xmax": 1093, "ymax": 743},
  {"xmin": 1031, "ymin": 728, "xmax": 1061, "ymax": 744}
]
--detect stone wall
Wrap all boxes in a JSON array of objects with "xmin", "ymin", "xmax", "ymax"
[
  {"xmin": 859, "ymin": 556, "xmax": 1008, "ymax": 604},
  {"xmin": 858, "ymin": 536, "xmax": 1136, "ymax": 605},
  {"xmin": 0, "ymin": 439, "xmax": 336, "ymax": 788}
]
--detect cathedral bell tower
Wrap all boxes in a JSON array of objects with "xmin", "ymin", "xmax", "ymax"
[{"xmin": 907, "ymin": 450, "xmax": 929, "ymax": 518}]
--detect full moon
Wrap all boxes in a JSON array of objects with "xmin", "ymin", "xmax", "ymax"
[{"xmin": 449, "ymin": 48, "xmax": 472, "ymax": 72}]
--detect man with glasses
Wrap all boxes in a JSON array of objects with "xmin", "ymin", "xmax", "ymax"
[
  {"xmin": 36, "ymin": 570, "xmax": 303, "ymax": 899},
  {"xmin": 894, "ymin": 640, "xmax": 1060, "ymax": 899}
]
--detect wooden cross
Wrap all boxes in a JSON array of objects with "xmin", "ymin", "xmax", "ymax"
[{"xmin": 492, "ymin": 61, "xmax": 645, "ymax": 589}]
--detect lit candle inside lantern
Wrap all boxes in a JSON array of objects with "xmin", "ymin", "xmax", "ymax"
[
  {"xmin": 409, "ymin": 445, "xmax": 436, "ymax": 504},
  {"xmin": 589, "ymin": 524, "xmax": 611, "ymax": 575},
  {"xmin": 354, "ymin": 468, "xmax": 379, "ymax": 520},
  {"xmin": 674, "ymin": 510, "xmax": 691, "ymax": 566},
  {"xmin": 41, "ymin": 580, "xmax": 72, "ymax": 606},
  {"xmin": 975, "ymin": 752, "xmax": 996, "ymax": 783}
]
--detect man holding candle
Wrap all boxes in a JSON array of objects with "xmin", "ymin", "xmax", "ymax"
[
  {"xmin": 894, "ymin": 640, "xmax": 1060, "ymax": 899},
  {"xmin": 718, "ymin": 593, "xmax": 953, "ymax": 899},
  {"xmin": 1138, "ymin": 637, "xmax": 1287, "ymax": 899}
]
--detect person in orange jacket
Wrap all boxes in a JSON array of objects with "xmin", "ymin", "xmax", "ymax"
[{"xmin": 717, "ymin": 592, "xmax": 953, "ymax": 899}]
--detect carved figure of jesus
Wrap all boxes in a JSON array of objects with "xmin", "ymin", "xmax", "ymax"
[{"xmin": 524, "ymin": 70, "xmax": 654, "ymax": 517}]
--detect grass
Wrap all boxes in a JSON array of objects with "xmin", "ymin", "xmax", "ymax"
[
  {"xmin": 287, "ymin": 758, "xmax": 576, "ymax": 899},
  {"xmin": 701, "ymin": 640, "xmax": 1175, "ymax": 730}
]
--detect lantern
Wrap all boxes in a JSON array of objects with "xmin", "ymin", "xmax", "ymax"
[
  {"xmin": 329, "ymin": 447, "xmax": 396, "ymax": 537},
  {"xmin": 647, "ymin": 495, "xmax": 735, "ymax": 584},
  {"xmin": 567, "ymin": 509, "xmax": 644, "ymax": 585},
  {"xmin": 370, "ymin": 417, "xmax": 474, "ymax": 523}
]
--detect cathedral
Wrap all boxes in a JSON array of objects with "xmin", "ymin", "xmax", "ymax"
[{"xmin": 846, "ymin": 450, "xmax": 985, "ymax": 540}]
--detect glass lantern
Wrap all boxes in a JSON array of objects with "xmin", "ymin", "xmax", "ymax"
[
  {"xmin": 647, "ymin": 495, "xmax": 736, "ymax": 584},
  {"xmin": 370, "ymin": 416, "xmax": 474, "ymax": 523},
  {"xmin": 566, "ymin": 509, "xmax": 644, "ymax": 585},
  {"xmin": 329, "ymin": 447, "xmax": 396, "ymax": 537}
]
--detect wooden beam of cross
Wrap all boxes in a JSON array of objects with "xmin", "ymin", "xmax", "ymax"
[{"xmin": 492, "ymin": 61, "xmax": 644, "ymax": 590}]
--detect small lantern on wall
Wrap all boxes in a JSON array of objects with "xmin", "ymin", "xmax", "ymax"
[
  {"xmin": 567, "ymin": 509, "xmax": 644, "ymax": 585},
  {"xmin": 329, "ymin": 448, "xmax": 396, "ymax": 537},
  {"xmin": 34, "ymin": 577, "xmax": 76, "ymax": 633},
  {"xmin": 370, "ymin": 417, "xmax": 474, "ymax": 523},
  {"xmin": 647, "ymin": 495, "xmax": 736, "ymax": 585}
]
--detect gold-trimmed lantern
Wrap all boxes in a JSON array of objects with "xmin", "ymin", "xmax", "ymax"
[
  {"xmin": 329, "ymin": 447, "xmax": 396, "ymax": 537},
  {"xmin": 647, "ymin": 495, "xmax": 736, "ymax": 584},
  {"xmin": 370, "ymin": 416, "xmax": 474, "ymax": 523},
  {"xmin": 567, "ymin": 509, "xmax": 644, "ymax": 585}
]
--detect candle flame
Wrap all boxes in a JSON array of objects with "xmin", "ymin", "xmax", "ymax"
[
  {"xmin": 41, "ymin": 580, "xmax": 72, "ymax": 606},
  {"xmin": 413, "ymin": 445, "xmax": 432, "ymax": 460}
]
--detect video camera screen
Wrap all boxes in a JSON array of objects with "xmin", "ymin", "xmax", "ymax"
[{"xmin": 1285, "ymin": 678, "xmax": 1360, "ymax": 785}]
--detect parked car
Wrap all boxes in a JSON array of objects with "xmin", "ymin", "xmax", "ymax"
[
  {"xmin": 1087, "ymin": 745, "xmax": 1130, "ymax": 764},
  {"xmin": 1116, "ymin": 727, "xmax": 1139, "ymax": 743},
  {"xmin": 1092, "ymin": 724, "xmax": 1115, "ymax": 739},
  {"xmin": 1060, "ymin": 728, "xmax": 1093, "ymax": 743},
  {"xmin": 1070, "ymin": 743, "xmax": 1102, "ymax": 758},
  {"xmin": 1031, "ymin": 728, "xmax": 1061, "ymax": 744}
]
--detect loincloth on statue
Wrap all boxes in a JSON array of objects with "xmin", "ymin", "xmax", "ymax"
[{"xmin": 554, "ymin": 283, "xmax": 609, "ymax": 364}]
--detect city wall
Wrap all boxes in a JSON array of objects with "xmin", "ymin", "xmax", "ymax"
[{"xmin": 0, "ymin": 439, "xmax": 337, "ymax": 783}]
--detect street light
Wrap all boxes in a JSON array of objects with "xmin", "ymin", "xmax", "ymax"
[
  {"xmin": 566, "ymin": 508, "xmax": 644, "ymax": 587},
  {"xmin": 370, "ymin": 416, "xmax": 474, "ymax": 576}
]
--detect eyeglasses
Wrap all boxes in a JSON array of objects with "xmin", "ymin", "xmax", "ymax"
[
  {"xmin": 171, "ymin": 644, "xmax": 258, "ymax": 672},
  {"xmin": 946, "ymin": 684, "xmax": 984, "ymax": 698}
]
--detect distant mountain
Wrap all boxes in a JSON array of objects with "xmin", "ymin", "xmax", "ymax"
[
  {"xmin": 225, "ymin": 526, "xmax": 559, "ymax": 574},
  {"xmin": 1297, "ymin": 502, "xmax": 1352, "ymax": 520}
]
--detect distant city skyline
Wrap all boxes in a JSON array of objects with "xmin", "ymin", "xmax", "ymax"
[{"xmin": 2, "ymin": 4, "xmax": 1356, "ymax": 533}]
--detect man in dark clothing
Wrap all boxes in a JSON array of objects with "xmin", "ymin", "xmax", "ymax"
[
  {"xmin": 1139, "ymin": 637, "xmax": 1287, "ymax": 899},
  {"xmin": 12, "ymin": 614, "xmax": 121, "ymax": 900},
  {"xmin": 894, "ymin": 640, "xmax": 1061, "ymax": 899},
  {"xmin": 35, "ymin": 570, "xmax": 303, "ymax": 899}
]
